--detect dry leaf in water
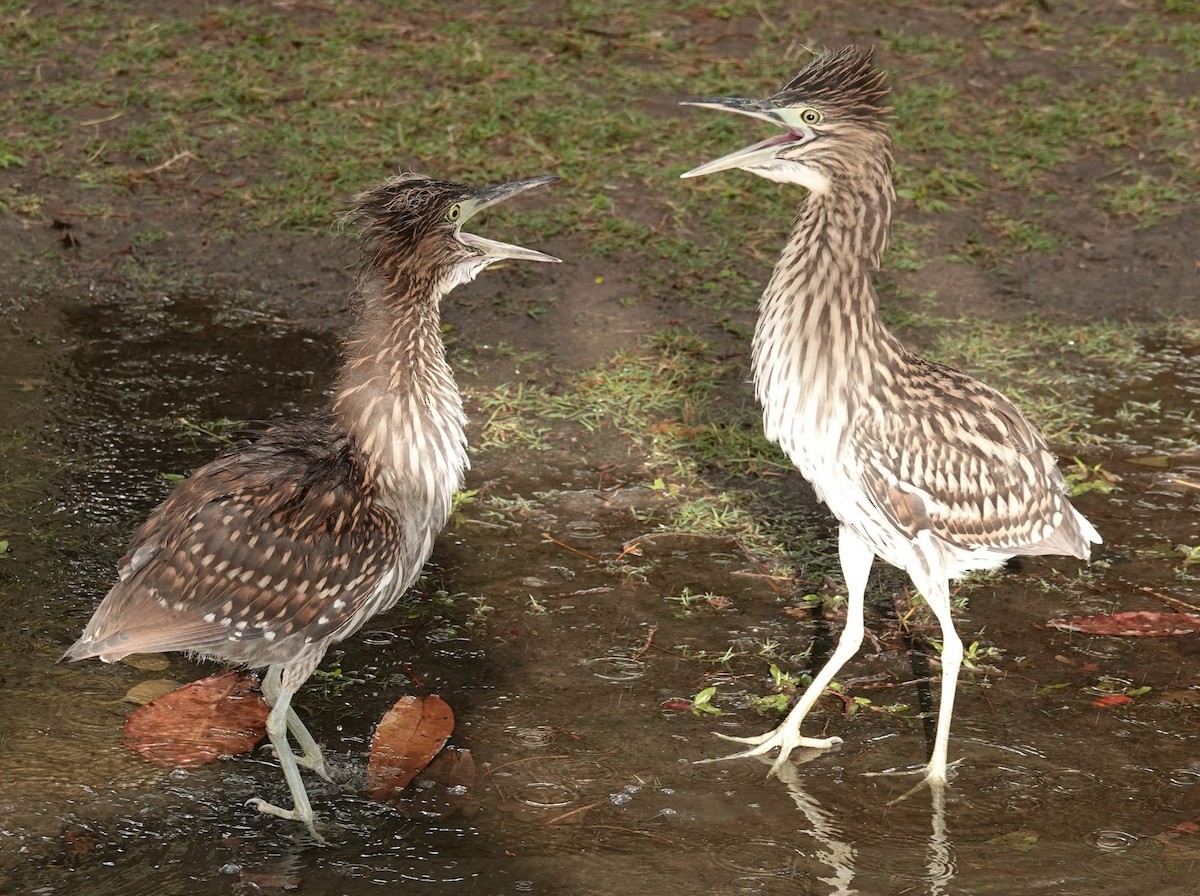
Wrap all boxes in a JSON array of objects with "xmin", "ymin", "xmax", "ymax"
[
  {"xmin": 124, "ymin": 670, "xmax": 268, "ymax": 767},
  {"xmin": 1049, "ymin": 610, "xmax": 1200, "ymax": 637},
  {"xmin": 388, "ymin": 747, "xmax": 475, "ymax": 819},
  {"xmin": 366, "ymin": 695, "xmax": 454, "ymax": 803}
]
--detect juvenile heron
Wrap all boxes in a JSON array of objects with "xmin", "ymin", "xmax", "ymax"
[
  {"xmin": 681, "ymin": 47, "xmax": 1099, "ymax": 791},
  {"xmin": 63, "ymin": 173, "xmax": 560, "ymax": 837}
]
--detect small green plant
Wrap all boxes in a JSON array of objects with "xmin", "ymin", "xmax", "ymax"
[
  {"xmin": 748, "ymin": 663, "xmax": 811, "ymax": 715},
  {"xmin": 749, "ymin": 692, "xmax": 792, "ymax": 714},
  {"xmin": 668, "ymin": 587, "xmax": 733, "ymax": 615},
  {"xmin": 309, "ymin": 663, "xmax": 367, "ymax": 697},
  {"xmin": 1177, "ymin": 544, "xmax": 1200, "ymax": 565},
  {"xmin": 1064, "ymin": 459, "xmax": 1120, "ymax": 497},
  {"xmin": 689, "ymin": 686, "xmax": 723, "ymax": 717},
  {"xmin": 827, "ymin": 683, "xmax": 910, "ymax": 716},
  {"xmin": 449, "ymin": 488, "xmax": 479, "ymax": 525},
  {"xmin": 526, "ymin": 595, "xmax": 548, "ymax": 615},
  {"xmin": 962, "ymin": 639, "xmax": 1003, "ymax": 674}
]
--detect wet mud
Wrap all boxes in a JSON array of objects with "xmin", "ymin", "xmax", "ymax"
[{"xmin": 0, "ymin": 286, "xmax": 1196, "ymax": 894}]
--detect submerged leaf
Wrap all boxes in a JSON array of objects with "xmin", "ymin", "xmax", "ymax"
[
  {"xmin": 386, "ymin": 747, "xmax": 476, "ymax": 819},
  {"xmin": 123, "ymin": 679, "xmax": 182, "ymax": 706},
  {"xmin": 366, "ymin": 695, "xmax": 454, "ymax": 802},
  {"xmin": 124, "ymin": 671, "xmax": 268, "ymax": 767},
  {"xmin": 121, "ymin": 653, "xmax": 171, "ymax": 671},
  {"xmin": 1049, "ymin": 610, "xmax": 1200, "ymax": 637},
  {"xmin": 985, "ymin": 829, "xmax": 1039, "ymax": 852}
]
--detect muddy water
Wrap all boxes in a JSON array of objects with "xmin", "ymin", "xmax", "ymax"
[{"xmin": 1, "ymin": 288, "xmax": 1197, "ymax": 895}]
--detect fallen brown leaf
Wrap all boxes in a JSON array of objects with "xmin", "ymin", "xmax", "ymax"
[
  {"xmin": 366, "ymin": 695, "xmax": 454, "ymax": 803},
  {"xmin": 1048, "ymin": 610, "xmax": 1200, "ymax": 637},
  {"xmin": 385, "ymin": 747, "xmax": 476, "ymax": 819},
  {"xmin": 124, "ymin": 670, "xmax": 268, "ymax": 767}
]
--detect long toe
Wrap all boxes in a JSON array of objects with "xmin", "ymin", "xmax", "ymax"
[
  {"xmin": 714, "ymin": 730, "xmax": 845, "ymax": 750},
  {"xmin": 693, "ymin": 740, "xmax": 777, "ymax": 765},
  {"xmin": 695, "ymin": 729, "xmax": 844, "ymax": 767},
  {"xmin": 880, "ymin": 758, "xmax": 961, "ymax": 806},
  {"xmin": 245, "ymin": 797, "xmax": 328, "ymax": 845},
  {"xmin": 293, "ymin": 754, "xmax": 336, "ymax": 783}
]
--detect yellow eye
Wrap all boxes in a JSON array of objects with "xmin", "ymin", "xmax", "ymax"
[
  {"xmin": 446, "ymin": 203, "xmax": 462, "ymax": 222},
  {"xmin": 800, "ymin": 108, "xmax": 822, "ymax": 125}
]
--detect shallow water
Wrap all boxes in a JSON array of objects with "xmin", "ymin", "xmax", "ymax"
[{"xmin": 1, "ymin": 287, "xmax": 1197, "ymax": 894}]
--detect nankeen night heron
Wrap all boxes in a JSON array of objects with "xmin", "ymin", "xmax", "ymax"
[
  {"xmin": 681, "ymin": 47, "xmax": 1099, "ymax": 791},
  {"xmin": 63, "ymin": 173, "xmax": 559, "ymax": 837}
]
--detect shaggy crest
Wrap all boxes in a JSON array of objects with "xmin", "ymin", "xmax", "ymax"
[
  {"xmin": 772, "ymin": 46, "xmax": 891, "ymax": 122},
  {"xmin": 345, "ymin": 173, "xmax": 472, "ymax": 274}
]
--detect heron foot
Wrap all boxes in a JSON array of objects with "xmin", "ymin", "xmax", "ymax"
[
  {"xmin": 860, "ymin": 758, "xmax": 962, "ymax": 805},
  {"xmin": 245, "ymin": 797, "xmax": 329, "ymax": 844},
  {"xmin": 695, "ymin": 727, "xmax": 844, "ymax": 778},
  {"xmin": 259, "ymin": 742, "xmax": 340, "ymax": 784}
]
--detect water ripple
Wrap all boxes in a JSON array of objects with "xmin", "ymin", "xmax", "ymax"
[{"xmin": 583, "ymin": 654, "xmax": 647, "ymax": 682}]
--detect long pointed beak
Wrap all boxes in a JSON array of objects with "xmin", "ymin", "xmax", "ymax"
[
  {"xmin": 679, "ymin": 97, "xmax": 799, "ymax": 179},
  {"xmin": 459, "ymin": 176, "xmax": 562, "ymax": 264}
]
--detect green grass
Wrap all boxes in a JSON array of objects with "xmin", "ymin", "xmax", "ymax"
[
  {"xmin": 464, "ymin": 311, "xmax": 1145, "ymax": 576},
  {"xmin": 3, "ymin": 0, "xmax": 1194, "ymax": 261}
]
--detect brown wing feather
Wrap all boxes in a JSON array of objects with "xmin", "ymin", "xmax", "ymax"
[
  {"xmin": 64, "ymin": 418, "xmax": 403, "ymax": 664},
  {"xmin": 855, "ymin": 357, "xmax": 1092, "ymax": 559}
]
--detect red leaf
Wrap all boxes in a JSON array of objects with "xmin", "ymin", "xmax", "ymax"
[
  {"xmin": 660, "ymin": 699, "xmax": 693, "ymax": 711},
  {"xmin": 385, "ymin": 747, "xmax": 476, "ymax": 819},
  {"xmin": 1049, "ymin": 610, "xmax": 1200, "ymax": 637},
  {"xmin": 365, "ymin": 695, "xmax": 454, "ymax": 802},
  {"xmin": 124, "ymin": 671, "xmax": 268, "ymax": 767},
  {"xmin": 1093, "ymin": 694, "xmax": 1133, "ymax": 708}
]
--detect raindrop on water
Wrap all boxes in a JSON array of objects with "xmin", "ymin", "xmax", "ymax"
[
  {"xmin": 509, "ymin": 726, "xmax": 555, "ymax": 747},
  {"xmin": 1089, "ymin": 829, "xmax": 1139, "ymax": 851},
  {"xmin": 565, "ymin": 520, "xmax": 604, "ymax": 539},
  {"xmin": 360, "ymin": 630, "xmax": 399, "ymax": 646},
  {"xmin": 584, "ymin": 654, "xmax": 647, "ymax": 682}
]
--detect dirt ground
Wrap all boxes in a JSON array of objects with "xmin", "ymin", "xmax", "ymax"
[{"xmin": 2, "ymin": 2, "xmax": 1195, "ymax": 374}]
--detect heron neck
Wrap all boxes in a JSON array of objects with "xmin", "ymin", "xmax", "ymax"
[
  {"xmin": 330, "ymin": 276, "xmax": 468, "ymax": 511},
  {"xmin": 752, "ymin": 156, "xmax": 901, "ymax": 462}
]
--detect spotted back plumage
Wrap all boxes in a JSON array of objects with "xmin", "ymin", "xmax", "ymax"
[
  {"xmin": 63, "ymin": 419, "xmax": 410, "ymax": 667},
  {"xmin": 854, "ymin": 344, "xmax": 1095, "ymax": 564}
]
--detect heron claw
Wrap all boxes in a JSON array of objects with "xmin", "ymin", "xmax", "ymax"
[
  {"xmin": 245, "ymin": 797, "xmax": 329, "ymax": 845},
  {"xmin": 859, "ymin": 758, "xmax": 963, "ymax": 805},
  {"xmin": 695, "ymin": 729, "xmax": 845, "ymax": 775}
]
